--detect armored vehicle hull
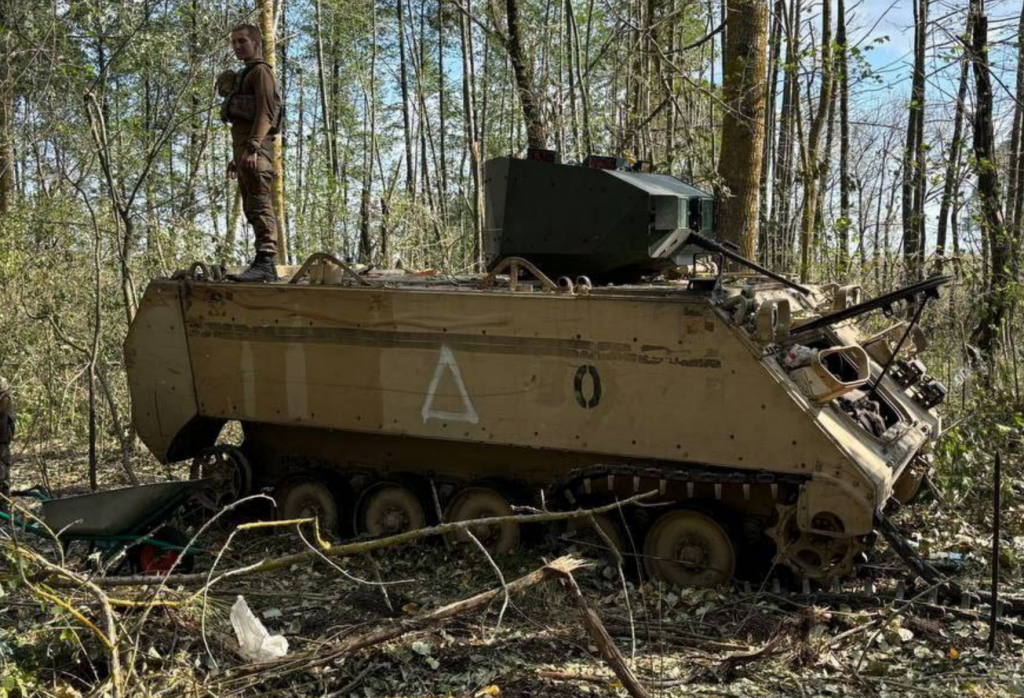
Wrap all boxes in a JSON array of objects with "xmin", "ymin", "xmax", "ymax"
[{"xmin": 126, "ymin": 258, "xmax": 943, "ymax": 586}]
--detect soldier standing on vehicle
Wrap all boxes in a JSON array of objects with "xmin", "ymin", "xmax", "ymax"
[
  {"xmin": 219, "ymin": 23, "xmax": 282, "ymax": 283},
  {"xmin": 0, "ymin": 377, "xmax": 14, "ymax": 508}
]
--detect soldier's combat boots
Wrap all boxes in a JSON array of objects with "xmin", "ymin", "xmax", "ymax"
[{"xmin": 228, "ymin": 252, "xmax": 279, "ymax": 283}]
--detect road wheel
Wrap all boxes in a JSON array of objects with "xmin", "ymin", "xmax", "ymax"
[
  {"xmin": 644, "ymin": 509, "xmax": 735, "ymax": 587},
  {"xmin": 444, "ymin": 487, "xmax": 519, "ymax": 554},
  {"xmin": 356, "ymin": 483, "xmax": 427, "ymax": 536},
  {"xmin": 189, "ymin": 445, "xmax": 252, "ymax": 511},
  {"xmin": 275, "ymin": 478, "xmax": 340, "ymax": 536}
]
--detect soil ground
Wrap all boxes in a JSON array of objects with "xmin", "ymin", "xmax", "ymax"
[{"xmin": 1, "ymin": 447, "xmax": 1022, "ymax": 697}]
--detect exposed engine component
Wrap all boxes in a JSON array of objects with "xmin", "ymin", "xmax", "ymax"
[{"xmin": 837, "ymin": 391, "xmax": 888, "ymax": 438}]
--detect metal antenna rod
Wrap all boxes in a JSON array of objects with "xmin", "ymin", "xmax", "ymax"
[
  {"xmin": 688, "ymin": 233, "xmax": 812, "ymax": 295},
  {"xmin": 866, "ymin": 295, "xmax": 929, "ymax": 403}
]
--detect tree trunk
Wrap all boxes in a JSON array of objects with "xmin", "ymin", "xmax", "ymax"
[
  {"xmin": 968, "ymin": 0, "xmax": 1009, "ymax": 357},
  {"xmin": 258, "ymin": 0, "xmax": 288, "ymax": 261},
  {"xmin": 505, "ymin": 0, "xmax": 548, "ymax": 148},
  {"xmin": 836, "ymin": 0, "xmax": 851, "ymax": 273},
  {"xmin": 565, "ymin": 0, "xmax": 581, "ymax": 157},
  {"xmin": 0, "ymin": 87, "xmax": 12, "ymax": 215},
  {"xmin": 772, "ymin": 0, "xmax": 801, "ymax": 271},
  {"xmin": 797, "ymin": 0, "xmax": 832, "ymax": 282},
  {"xmin": 437, "ymin": 0, "xmax": 448, "ymax": 209},
  {"xmin": 757, "ymin": 0, "xmax": 784, "ymax": 263},
  {"xmin": 935, "ymin": 53, "xmax": 969, "ymax": 268},
  {"xmin": 900, "ymin": 0, "xmax": 927, "ymax": 283},
  {"xmin": 360, "ymin": 0, "xmax": 379, "ymax": 263},
  {"xmin": 569, "ymin": 0, "xmax": 592, "ymax": 156},
  {"xmin": 814, "ymin": 78, "xmax": 836, "ymax": 271},
  {"xmin": 397, "ymin": 0, "xmax": 416, "ymax": 195},
  {"xmin": 716, "ymin": 0, "xmax": 769, "ymax": 260},
  {"xmin": 460, "ymin": 2, "xmax": 484, "ymax": 268},
  {"xmin": 1004, "ymin": 1, "xmax": 1024, "ymax": 240},
  {"xmin": 315, "ymin": 0, "xmax": 336, "ymax": 179}
]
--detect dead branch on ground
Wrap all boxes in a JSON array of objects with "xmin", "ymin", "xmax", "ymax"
[
  {"xmin": 68, "ymin": 491, "xmax": 657, "ymax": 588},
  {"xmin": 171, "ymin": 555, "xmax": 589, "ymax": 695}
]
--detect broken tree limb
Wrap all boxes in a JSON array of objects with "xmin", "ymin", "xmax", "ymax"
[
  {"xmin": 75, "ymin": 491, "xmax": 657, "ymax": 588},
  {"xmin": 183, "ymin": 555, "xmax": 589, "ymax": 694},
  {"xmin": 556, "ymin": 567, "xmax": 651, "ymax": 698}
]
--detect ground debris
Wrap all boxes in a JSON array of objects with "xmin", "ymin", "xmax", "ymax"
[{"xmin": 2, "ymin": 450, "xmax": 1023, "ymax": 697}]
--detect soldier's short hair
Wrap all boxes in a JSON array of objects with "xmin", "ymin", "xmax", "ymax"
[{"xmin": 230, "ymin": 23, "xmax": 262, "ymax": 48}]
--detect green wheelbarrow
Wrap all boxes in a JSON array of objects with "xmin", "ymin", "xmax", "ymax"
[{"xmin": 3, "ymin": 480, "xmax": 209, "ymax": 574}]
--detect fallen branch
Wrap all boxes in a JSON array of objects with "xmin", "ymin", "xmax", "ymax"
[
  {"xmin": 6, "ymin": 542, "xmax": 124, "ymax": 698},
  {"xmin": 180, "ymin": 555, "xmax": 589, "ymax": 694},
  {"xmin": 557, "ymin": 567, "xmax": 651, "ymax": 698},
  {"xmin": 76, "ymin": 492, "xmax": 657, "ymax": 588},
  {"xmin": 603, "ymin": 621, "xmax": 750, "ymax": 652},
  {"xmin": 540, "ymin": 669, "xmax": 691, "ymax": 690},
  {"xmin": 539, "ymin": 669, "xmax": 616, "ymax": 685}
]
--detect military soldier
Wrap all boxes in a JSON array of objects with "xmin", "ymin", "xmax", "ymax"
[
  {"xmin": 0, "ymin": 377, "xmax": 14, "ymax": 507},
  {"xmin": 219, "ymin": 23, "xmax": 283, "ymax": 282}
]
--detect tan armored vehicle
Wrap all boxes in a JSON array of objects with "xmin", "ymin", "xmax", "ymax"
[{"xmin": 125, "ymin": 152, "xmax": 948, "ymax": 587}]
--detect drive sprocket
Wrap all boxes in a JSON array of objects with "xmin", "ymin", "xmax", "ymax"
[{"xmin": 768, "ymin": 504, "xmax": 862, "ymax": 582}]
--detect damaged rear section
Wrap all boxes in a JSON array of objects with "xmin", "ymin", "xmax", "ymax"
[{"xmin": 125, "ymin": 281, "xmax": 222, "ymax": 463}]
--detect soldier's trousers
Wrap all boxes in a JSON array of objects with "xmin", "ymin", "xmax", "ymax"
[{"xmin": 235, "ymin": 143, "xmax": 278, "ymax": 257}]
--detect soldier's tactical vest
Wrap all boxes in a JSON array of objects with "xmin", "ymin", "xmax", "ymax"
[{"xmin": 218, "ymin": 60, "xmax": 282, "ymax": 135}]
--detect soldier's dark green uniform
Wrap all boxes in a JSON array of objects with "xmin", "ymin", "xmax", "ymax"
[{"xmin": 0, "ymin": 377, "xmax": 14, "ymax": 508}]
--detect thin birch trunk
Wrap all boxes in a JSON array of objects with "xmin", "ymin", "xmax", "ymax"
[
  {"xmin": 258, "ymin": 0, "xmax": 288, "ymax": 261},
  {"xmin": 398, "ymin": 0, "xmax": 416, "ymax": 195},
  {"xmin": 935, "ymin": 54, "xmax": 969, "ymax": 268},
  {"xmin": 798, "ymin": 0, "xmax": 833, "ymax": 282},
  {"xmin": 836, "ymin": 0, "xmax": 851, "ymax": 273}
]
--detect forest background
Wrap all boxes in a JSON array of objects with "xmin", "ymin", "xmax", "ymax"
[{"xmin": 0, "ymin": 0, "xmax": 1022, "ymax": 507}]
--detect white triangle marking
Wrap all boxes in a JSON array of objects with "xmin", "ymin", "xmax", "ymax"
[{"xmin": 421, "ymin": 344, "xmax": 479, "ymax": 424}]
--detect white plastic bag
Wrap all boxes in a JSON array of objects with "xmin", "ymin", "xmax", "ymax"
[
  {"xmin": 230, "ymin": 595, "xmax": 289, "ymax": 661},
  {"xmin": 781, "ymin": 344, "xmax": 818, "ymax": 370}
]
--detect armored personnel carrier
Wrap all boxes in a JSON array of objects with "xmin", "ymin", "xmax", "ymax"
[{"xmin": 125, "ymin": 152, "xmax": 948, "ymax": 587}]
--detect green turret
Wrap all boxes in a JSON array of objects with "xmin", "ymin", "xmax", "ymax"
[{"xmin": 483, "ymin": 153, "xmax": 716, "ymax": 282}]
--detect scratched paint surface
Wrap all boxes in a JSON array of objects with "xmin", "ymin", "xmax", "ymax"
[{"xmin": 175, "ymin": 281, "xmax": 847, "ymax": 476}]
